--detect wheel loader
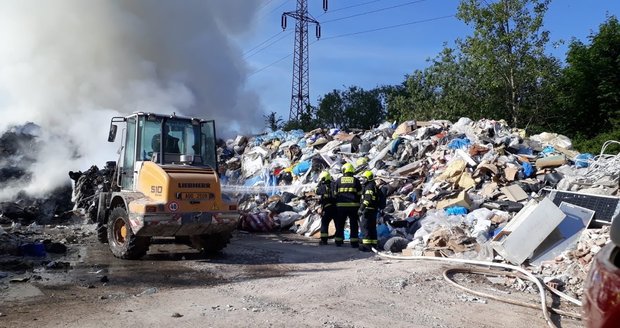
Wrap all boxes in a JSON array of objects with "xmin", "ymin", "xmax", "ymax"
[{"xmin": 95, "ymin": 112, "xmax": 239, "ymax": 259}]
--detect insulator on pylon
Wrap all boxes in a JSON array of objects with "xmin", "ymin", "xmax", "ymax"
[
  {"xmin": 315, "ymin": 24, "xmax": 321, "ymax": 39},
  {"xmin": 281, "ymin": 15, "xmax": 287, "ymax": 30},
  {"xmin": 323, "ymin": 0, "xmax": 328, "ymax": 12}
]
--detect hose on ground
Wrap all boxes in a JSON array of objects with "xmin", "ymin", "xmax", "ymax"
[
  {"xmin": 372, "ymin": 248, "xmax": 578, "ymax": 328},
  {"xmin": 443, "ymin": 267, "xmax": 581, "ymax": 319}
]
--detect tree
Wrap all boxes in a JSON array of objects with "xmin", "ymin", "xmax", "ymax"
[
  {"xmin": 456, "ymin": 0, "xmax": 557, "ymax": 127},
  {"xmin": 281, "ymin": 104, "xmax": 317, "ymax": 131},
  {"xmin": 315, "ymin": 86, "xmax": 386, "ymax": 129},
  {"xmin": 263, "ymin": 111, "xmax": 283, "ymax": 131},
  {"xmin": 559, "ymin": 15, "xmax": 620, "ymax": 138},
  {"xmin": 386, "ymin": 0, "xmax": 559, "ymax": 128}
]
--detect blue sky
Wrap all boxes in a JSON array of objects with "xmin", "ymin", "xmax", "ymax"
[{"xmin": 237, "ymin": 0, "xmax": 620, "ymax": 123}]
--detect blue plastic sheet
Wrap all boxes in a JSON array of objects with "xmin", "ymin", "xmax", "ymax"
[
  {"xmin": 292, "ymin": 160, "xmax": 311, "ymax": 176},
  {"xmin": 521, "ymin": 162, "xmax": 534, "ymax": 177},
  {"xmin": 447, "ymin": 138, "xmax": 470, "ymax": 149},
  {"xmin": 377, "ymin": 223, "xmax": 391, "ymax": 239},
  {"xmin": 445, "ymin": 206, "xmax": 468, "ymax": 215},
  {"xmin": 575, "ymin": 153, "xmax": 594, "ymax": 168},
  {"xmin": 541, "ymin": 146, "xmax": 556, "ymax": 154}
]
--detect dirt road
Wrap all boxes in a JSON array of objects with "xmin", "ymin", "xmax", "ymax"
[{"xmin": 0, "ymin": 228, "xmax": 582, "ymax": 328}]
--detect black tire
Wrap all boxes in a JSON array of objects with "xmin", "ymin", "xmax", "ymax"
[
  {"xmin": 97, "ymin": 222, "xmax": 108, "ymax": 243},
  {"xmin": 96, "ymin": 194, "xmax": 108, "ymax": 243},
  {"xmin": 190, "ymin": 233, "xmax": 231, "ymax": 255},
  {"xmin": 107, "ymin": 207, "xmax": 150, "ymax": 259}
]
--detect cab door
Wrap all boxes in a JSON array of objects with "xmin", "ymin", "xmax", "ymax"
[{"xmin": 121, "ymin": 117, "xmax": 137, "ymax": 190}]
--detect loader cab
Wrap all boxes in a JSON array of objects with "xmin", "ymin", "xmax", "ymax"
[{"xmin": 108, "ymin": 113, "xmax": 217, "ymax": 190}]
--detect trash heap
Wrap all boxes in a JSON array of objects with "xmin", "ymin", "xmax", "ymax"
[
  {"xmin": 0, "ymin": 123, "xmax": 73, "ymax": 225},
  {"xmin": 220, "ymin": 118, "xmax": 619, "ymax": 298}
]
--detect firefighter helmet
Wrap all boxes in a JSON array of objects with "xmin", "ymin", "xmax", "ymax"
[
  {"xmin": 341, "ymin": 162, "xmax": 355, "ymax": 174},
  {"xmin": 318, "ymin": 170, "xmax": 332, "ymax": 181},
  {"xmin": 362, "ymin": 170, "xmax": 374, "ymax": 180}
]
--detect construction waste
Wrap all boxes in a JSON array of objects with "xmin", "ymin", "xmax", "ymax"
[
  {"xmin": 1, "ymin": 118, "xmax": 618, "ymax": 301},
  {"xmin": 219, "ymin": 118, "xmax": 619, "ymax": 299}
]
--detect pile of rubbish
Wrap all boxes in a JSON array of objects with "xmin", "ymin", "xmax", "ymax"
[
  {"xmin": 220, "ymin": 118, "xmax": 619, "ymax": 298},
  {"xmin": 0, "ymin": 123, "xmax": 73, "ymax": 225}
]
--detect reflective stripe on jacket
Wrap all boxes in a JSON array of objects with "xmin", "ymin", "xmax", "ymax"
[
  {"xmin": 335, "ymin": 174, "xmax": 361, "ymax": 207},
  {"xmin": 361, "ymin": 181, "xmax": 378, "ymax": 210}
]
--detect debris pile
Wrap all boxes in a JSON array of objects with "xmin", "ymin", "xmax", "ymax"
[
  {"xmin": 0, "ymin": 123, "xmax": 73, "ymax": 225},
  {"xmin": 218, "ymin": 118, "xmax": 619, "ymax": 297}
]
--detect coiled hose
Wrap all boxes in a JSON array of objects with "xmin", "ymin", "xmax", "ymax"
[{"xmin": 372, "ymin": 249, "xmax": 582, "ymax": 328}]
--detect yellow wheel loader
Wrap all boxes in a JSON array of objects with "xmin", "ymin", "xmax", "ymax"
[{"xmin": 96, "ymin": 112, "xmax": 239, "ymax": 259}]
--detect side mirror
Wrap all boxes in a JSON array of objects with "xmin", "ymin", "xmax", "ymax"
[
  {"xmin": 108, "ymin": 124, "xmax": 118, "ymax": 142},
  {"xmin": 612, "ymin": 214, "xmax": 620, "ymax": 246}
]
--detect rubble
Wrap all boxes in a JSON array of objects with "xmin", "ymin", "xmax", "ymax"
[
  {"xmin": 213, "ymin": 117, "xmax": 619, "ymax": 297},
  {"xmin": 3, "ymin": 117, "xmax": 614, "ymax": 301},
  {"xmin": 0, "ymin": 123, "xmax": 74, "ymax": 225}
]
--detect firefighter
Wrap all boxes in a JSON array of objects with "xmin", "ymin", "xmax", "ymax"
[
  {"xmin": 334, "ymin": 162, "xmax": 362, "ymax": 248},
  {"xmin": 316, "ymin": 170, "xmax": 336, "ymax": 245},
  {"xmin": 358, "ymin": 170, "xmax": 379, "ymax": 252}
]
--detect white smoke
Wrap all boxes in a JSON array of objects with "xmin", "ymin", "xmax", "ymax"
[{"xmin": 0, "ymin": 0, "xmax": 265, "ymax": 200}]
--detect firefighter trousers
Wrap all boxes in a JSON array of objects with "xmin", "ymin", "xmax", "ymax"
[
  {"xmin": 320, "ymin": 206, "xmax": 337, "ymax": 244},
  {"xmin": 337, "ymin": 206, "xmax": 360, "ymax": 247},
  {"xmin": 360, "ymin": 209, "xmax": 378, "ymax": 247}
]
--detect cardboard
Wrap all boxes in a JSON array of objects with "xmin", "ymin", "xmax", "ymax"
[
  {"xmin": 504, "ymin": 166, "xmax": 519, "ymax": 181},
  {"xmin": 393, "ymin": 120, "xmax": 417, "ymax": 137},
  {"xmin": 436, "ymin": 189, "xmax": 472, "ymax": 210},
  {"xmin": 500, "ymin": 185, "xmax": 528, "ymax": 202}
]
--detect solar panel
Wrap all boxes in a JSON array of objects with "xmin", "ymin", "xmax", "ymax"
[{"xmin": 543, "ymin": 189, "xmax": 619, "ymax": 226}]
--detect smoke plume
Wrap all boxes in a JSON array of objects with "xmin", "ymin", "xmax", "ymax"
[{"xmin": 0, "ymin": 0, "xmax": 264, "ymax": 200}]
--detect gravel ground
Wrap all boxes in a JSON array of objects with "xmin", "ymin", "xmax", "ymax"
[{"xmin": 0, "ymin": 228, "xmax": 582, "ymax": 328}]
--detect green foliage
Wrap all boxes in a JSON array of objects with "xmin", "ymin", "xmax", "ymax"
[
  {"xmin": 263, "ymin": 111, "xmax": 283, "ymax": 131},
  {"xmin": 281, "ymin": 104, "xmax": 318, "ymax": 132},
  {"xmin": 572, "ymin": 130, "xmax": 620, "ymax": 155},
  {"xmin": 389, "ymin": 0, "xmax": 560, "ymax": 128},
  {"xmin": 558, "ymin": 15, "xmax": 620, "ymax": 138},
  {"xmin": 315, "ymin": 86, "xmax": 387, "ymax": 129}
]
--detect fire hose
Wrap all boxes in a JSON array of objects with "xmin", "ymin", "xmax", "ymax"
[{"xmin": 372, "ymin": 249, "xmax": 582, "ymax": 328}]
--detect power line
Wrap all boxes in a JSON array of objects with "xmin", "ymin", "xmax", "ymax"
[
  {"xmin": 327, "ymin": 0, "xmax": 382, "ymax": 14},
  {"xmin": 248, "ymin": 14, "xmax": 455, "ymax": 77},
  {"xmin": 244, "ymin": 31, "xmax": 294, "ymax": 58},
  {"xmin": 244, "ymin": 32, "xmax": 282, "ymax": 56},
  {"xmin": 244, "ymin": 1, "xmax": 381, "ymax": 61},
  {"xmin": 322, "ymin": 0, "xmax": 428, "ymax": 24},
  {"xmin": 321, "ymin": 14, "xmax": 454, "ymax": 40},
  {"xmin": 265, "ymin": 0, "xmax": 293, "ymax": 16},
  {"xmin": 258, "ymin": 0, "xmax": 277, "ymax": 12},
  {"xmin": 248, "ymin": 53, "xmax": 292, "ymax": 77}
]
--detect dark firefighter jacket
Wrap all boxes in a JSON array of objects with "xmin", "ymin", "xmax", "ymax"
[
  {"xmin": 360, "ymin": 180, "xmax": 379, "ymax": 211},
  {"xmin": 316, "ymin": 180, "xmax": 336, "ymax": 208},
  {"xmin": 335, "ymin": 173, "xmax": 362, "ymax": 207}
]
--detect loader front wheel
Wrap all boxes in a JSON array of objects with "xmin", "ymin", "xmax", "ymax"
[
  {"xmin": 96, "ymin": 223, "xmax": 108, "ymax": 243},
  {"xmin": 107, "ymin": 207, "xmax": 150, "ymax": 259}
]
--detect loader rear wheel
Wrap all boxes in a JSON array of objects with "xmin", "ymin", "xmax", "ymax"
[
  {"xmin": 107, "ymin": 207, "xmax": 150, "ymax": 259},
  {"xmin": 190, "ymin": 233, "xmax": 231, "ymax": 255}
]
